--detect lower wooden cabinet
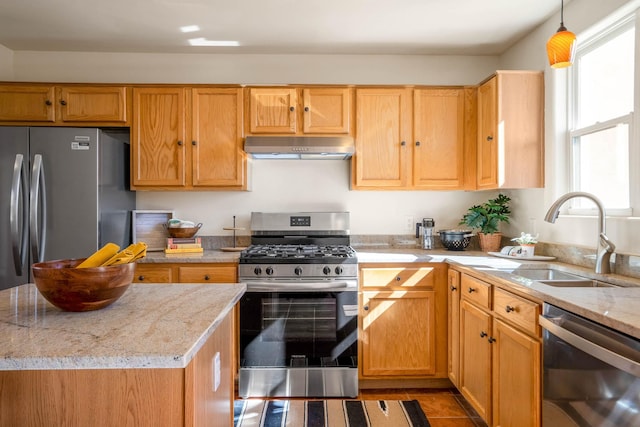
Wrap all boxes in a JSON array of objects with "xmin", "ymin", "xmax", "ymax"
[
  {"xmin": 455, "ymin": 270, "xmax": 542, "ymax": 427},
  {"xmin": 447, "ymin": 269, "xmax": 461, "ymax": 387},
  {"xmin": 134, "ymin": 263, "xmax": 237, "ymax": 284},
  {"xmin": 358, "ymin": 263, "xmax": 448, "ymax": 381}
]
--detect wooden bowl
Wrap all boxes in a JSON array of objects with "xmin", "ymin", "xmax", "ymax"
[
  {"xmin": 164, "ymin": 223, "xmax": 202, "ymax": 238},
  {"xmin": 32, "ymin": 258, "xmax": 135, "ymax": 312}
]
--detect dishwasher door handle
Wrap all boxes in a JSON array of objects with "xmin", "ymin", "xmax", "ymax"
[{"xmin": 540, "ymin": 315, "xmax": 640, "ymax": 377}]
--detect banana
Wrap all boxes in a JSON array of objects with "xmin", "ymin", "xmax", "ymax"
[{"xmin": 76, "ymin": 243, "xmax": 120, "ymax": 268}]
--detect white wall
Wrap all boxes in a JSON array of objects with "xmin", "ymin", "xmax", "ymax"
[
  {"xmin": 0, "ymin": 44, "xmax": 13, "ymax": 79},
  {"xmin": 499, "ymin": 0, "xmax": 640, "ymax": 255}
]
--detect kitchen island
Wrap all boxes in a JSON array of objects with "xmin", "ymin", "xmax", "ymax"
[{"xmin": 0, "ymin": 282, "xmax": 245, "ymax": 427}]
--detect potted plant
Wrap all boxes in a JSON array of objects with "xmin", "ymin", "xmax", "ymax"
[
  {"xmin": 459, "ymin": 193, "xmax": 511, "ymax": 252},
  {"xmin": 511, "ymin": 232, "xmax": 538, "ymax": 257}
]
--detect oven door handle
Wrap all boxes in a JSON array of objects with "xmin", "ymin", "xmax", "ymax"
[
  {"xmin": 243, "ymin": 280, "xmax": 357, "ymax": 292},
  {"xmin": 539, "ymin": 315, "xmax": 640, "ymax": 377}
]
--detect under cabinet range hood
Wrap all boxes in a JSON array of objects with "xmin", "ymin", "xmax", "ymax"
[{"xmin": 244, "ymin": 136, "xmax": 355, "ymax": 160}]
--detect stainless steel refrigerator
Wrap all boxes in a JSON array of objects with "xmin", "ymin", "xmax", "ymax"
[{"xmin": 0, "ymin": 127, "xmax": 136, "ymax": 290}]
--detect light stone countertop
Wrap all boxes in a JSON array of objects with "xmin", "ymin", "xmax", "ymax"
[
  {"xmin": 0, "ymin": 283, "xmax": 245, "ymax": 371},
  {"xmin": 139, "ymin": 249, "xmax": 241, "ymax": 263}
]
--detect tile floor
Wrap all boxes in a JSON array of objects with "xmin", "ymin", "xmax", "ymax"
[{"xmin": 358, "ymin": 388, "xmax": 489, "ymax": 427}]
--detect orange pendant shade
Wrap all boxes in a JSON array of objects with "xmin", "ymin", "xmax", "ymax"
[{"xmin": 547, "ymin": 28, "xmax": 577, "ymax": 68}]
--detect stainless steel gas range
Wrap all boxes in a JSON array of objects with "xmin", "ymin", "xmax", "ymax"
[{"xmin": 237, "ymin": 212, "xmax": 358, "ymax": 398}]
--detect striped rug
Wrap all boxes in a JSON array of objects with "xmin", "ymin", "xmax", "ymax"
[{"xmin": 233, "ymin": 399, "xmax": 431, "ymax": 427}]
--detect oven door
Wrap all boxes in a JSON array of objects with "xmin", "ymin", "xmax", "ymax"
[{"xmin": 238, "ymin": 281, "xmax": 358, "ymax": 398}]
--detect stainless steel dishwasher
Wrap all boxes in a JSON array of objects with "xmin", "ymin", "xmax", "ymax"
[{"xmin": 539, "ymin": 303, "xmax": 640, "ymax": 426}]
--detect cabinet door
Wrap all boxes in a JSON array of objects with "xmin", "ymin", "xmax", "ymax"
[
  {"xmin": 178, "ymin": 265, "xmax": 238, "ymax": 283},
  {"xmin": 413, "ymin": 88, "xmax": 465, "ymax": 190},
  {"xmin": 191, "ymin": 88, "xmax": 245, "ymax": 188},
  {"xmin": 58, "ymin": 86, "xmax": 128, "ymax": 123},
  {"xmin": 248, "ymin": 88, "xmax": 297, "ymax": 134},
  {"xmin": 133, "ymin": 264, "xmax": 174, "ymax": 283},
  {"xmin": 492, "ymin": 318, "xmax": 541, "ymax": 427},
  {"xmin": 447, "ymin": 269, "xmax": 461, "ymax": 388},
  {"xmin": 459, "ymin": 300, "xmax": 492, "ymax": 423},
  {"xmin": 353, "ymin": 88, "xmax": 412, "ymax": 188},
  {"xmin": 131, "ymin": 87, "xmax": 186, "ymax": 187},
  {"xmin": 477, "ymin": 76, "xmax": 498, "ymax": 189},
  {"xmin": 302, "ymin": 88, "xmax": 351, "ymax": 134},
  {"xmin": 361, "ymin": 290, "xmax": 436, "ymax": 376},
  {"xmin": 0, "ymin": 85, "xmax": 56, "ymax": 122}
]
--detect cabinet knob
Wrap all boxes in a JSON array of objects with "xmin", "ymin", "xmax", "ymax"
[
  {"xmin": 486, "ymin": 135, "xmax": 494, "ymax": 141},
  {"xmin": 192, "ymin": 140, "xmax": 197, "ymax": 146},
  {"xmin": 468, "ymin": 287, "xmax": 476, "ymax": 293},
  {"xmin": 400, "ymin": 141, "xmax": 406, "ymax": 146},
  {"xmin": 480, "ymin": 331, "xmax": 487, "ymax": 338},
  {"xmin": 177, "ymin": 140, "xmax": 183, "ymax": 146},
  {"xmin": 505, "ymin": 305, "xmax": 515, "ymax": 313},
  {"xmin": 289, "ymin": 106, "xmax": 295, "ymax": 112},
  {"xmin": 59, "ymin": 100, "xmax": 67, "ymax": 106},
  {"xmin": 396, "ymin": 276, "xmax": 402, "ymax": 281},
  {"xmin": 304, "ymin": 106, "xmax": 310, "ymax": 112},
  {"xmin": 45, "ymin": 100, "xmax": 52, "ymax": 106},
  {"xmin": 488, "ymin": 337, "xmax": 496, "ymax": 343},
  {"xmin": 138, "ymin": 275, "xmax": 144, "ymax": 281},
  {"xmin": 364, "ymin": 306, "xmax": 369, "ymax": 311},
  {"xmin": 450, "ymin": 285, "xmax": 457, "ymax": 291},
  {"xmin": 204, "ymin": 275, "xmax": 210, "ymax": 281},
  {"xmin": 415, "ymin": 141, "xmax": 421, "ymax": 146}
]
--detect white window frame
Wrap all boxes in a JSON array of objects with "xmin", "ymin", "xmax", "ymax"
[{"xmin": 566, "ymin": 12, "xmax": 640, "ymax": 217}]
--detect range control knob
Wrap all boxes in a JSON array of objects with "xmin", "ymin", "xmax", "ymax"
[
  {"xmin": 253, "ymin": 267, "xmax": 262, "ymax": 276},
  {"xmin": 323, "ymin": 266, "xmax": 332, "ymax": 275},
  {"xmin": 294, "ymin": 266, "xmax": 303, "ymax": 276},
  {"xmin": 265, "ymin": 267, "xmax": 274, "ymax": 276},
  {"xmin": 335, "ymin": 266, "xmax": 343, "ymax": 275}
]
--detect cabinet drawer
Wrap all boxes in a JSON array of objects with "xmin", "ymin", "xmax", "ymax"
[
  {"xmin": 178, "ymin": 266, "xmax": 237, "ymax": 283},
  {"xmin": 360, "ymin": 267, "xmax": 435, "ymax": 289},
  {"xmin": 134, "ymin": 265, "xmax": 173, "ymax": 283},
  {"xmin": 493, "ymin": 287, "xmax": 540, "ymax": 336},
  {"xmin": 460, "ymin": 274, "xmax": 491, "ymax": 309}
]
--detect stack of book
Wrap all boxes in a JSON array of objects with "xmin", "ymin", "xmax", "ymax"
[{"xmin": 164, "ymin": 237, "xmax": 203, "ymax": 254}]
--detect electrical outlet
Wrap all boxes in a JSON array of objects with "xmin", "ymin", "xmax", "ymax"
[{"xmin": 405, "ymin": 216, "xmax": 414, "ymax": 232}]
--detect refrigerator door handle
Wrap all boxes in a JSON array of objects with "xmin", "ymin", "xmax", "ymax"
[
  {"xmin": 10, "ymin": 154, "xmax": 29, "ymax": 275},
  {"xmin": 30, "ymin": 154, "xmax": 47, "ymax": 263}
]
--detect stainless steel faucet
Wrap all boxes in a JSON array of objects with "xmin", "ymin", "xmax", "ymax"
[{"xmin": 544, "ymin": 192, "xmax": 616, "ymax": 274}]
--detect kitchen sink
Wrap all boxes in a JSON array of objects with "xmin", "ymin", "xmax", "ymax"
[
  {"xmin": 509, "ymin": 268, "xmax": 585, "ymax": 281},
  {"xmin": 538, "ymin": 279, "xmax": 619, "ymax": 288}
]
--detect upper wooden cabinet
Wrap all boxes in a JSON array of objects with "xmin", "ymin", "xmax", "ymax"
[
  {"xmin": 246, "ymin": 87, "xmax": 352, "ymax": 135},
  {"xmin": 353, "ymin": 87, "xmax": 468, "ymax": 190},
  {"xmin": 131, "ymin": 86, "xmax": 246, "ymax": 190},
  {"xmin": 476, "ymin": 71, "xmax": 544, "ymax": 190},
  {"xmin": 0, "ymin": 84, "xmax": 129, "ymax": 125}
]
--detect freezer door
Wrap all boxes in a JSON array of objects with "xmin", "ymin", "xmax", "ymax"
[
  {"xmin": 0, "ymin": 127, "xmax": 30, "ymax": 289},
  {"xmin": 29, "ymin": 127, "xmax": 102, "ymax": 261}
]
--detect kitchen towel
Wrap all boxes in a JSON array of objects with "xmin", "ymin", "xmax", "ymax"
[{"xmin": 234, "ymin": 399, "xmax": 430, "ymax": 427}]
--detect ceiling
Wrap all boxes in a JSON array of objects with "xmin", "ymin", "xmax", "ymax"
[{"xmin": 0, "ymin": 0, "xmax": 564, "ymax": 55}]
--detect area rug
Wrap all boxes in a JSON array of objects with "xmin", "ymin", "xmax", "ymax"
[{"xmin": 234, "ymin": 399, "xmax": 431, "ymax": 427}]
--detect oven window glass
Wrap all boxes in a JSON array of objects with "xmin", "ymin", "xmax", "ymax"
[{"xmin": 240, "ymin": 291, "xmax": 357, "ymax": 369}]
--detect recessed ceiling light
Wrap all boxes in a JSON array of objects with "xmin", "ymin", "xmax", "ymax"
[
  {"xmin": 180, "ymin": 25, "xmax": 200, "ymax": 33},
  {"xmin": 188, "ymin": 38, "xmax": 240, "ymax": 47}
]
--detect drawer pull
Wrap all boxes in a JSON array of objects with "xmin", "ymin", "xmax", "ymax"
[
  {"xmin": 396, "ymin": 276, "xmax": 401, "ymax": 281},
  {"xmin": 450, "ymin": 285, "xmax": 457, "ymax": 291},
  {"xmin": 488, "ymin": 337, "xmax": 496, "ymax": 344},
  {"xmin": 204, "ymin": 275, "xmax": 210, "ymax": 281},
  {"xmin": 468, "ymin": 287, "xmax": 476, "ymax": 293},
  {"xmin": 364, "ymin": 306, "xmax": 369, "ymax": 311},
  {"xmin": 138, "ymin": 275, "xmax": 144, "ymax": 281},
  {"xmin": 505, "ymin": 305, "xmax": 515, "ymax": 313},
  {"xmin": 480, "ymin": 331, "xmax": 487, "ymax": 338}
]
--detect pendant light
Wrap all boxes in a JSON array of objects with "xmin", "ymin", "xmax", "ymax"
[{"xmin": 546, "ymin": 0, "xmax": 577, "ymax": 68}]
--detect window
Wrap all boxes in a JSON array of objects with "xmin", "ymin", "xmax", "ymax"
[{"xmin": 569, "ymin": 14, "xmax": 636, "ymax": 215}]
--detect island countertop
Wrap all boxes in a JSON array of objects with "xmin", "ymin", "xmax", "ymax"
[{"xmin": 0, "ymin": 283, "xmax": 245, "ymax": 371}]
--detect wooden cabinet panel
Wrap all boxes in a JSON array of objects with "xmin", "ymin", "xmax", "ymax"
[
  {"xmin": 493, "ymin": 287, "xmax": 540, "ymax": 336},
  {"xmin": 131, "ymin": 87, "xmax": 186, "ymax": 187},
  {"xmin": 353, "ymin": 88, "xmax": 412, "ymax": 188},
  {"xmin": 447, "ymin": 269, "xmax": 461, "ymax": 388},
  {"xmin": 460, "ymin": 274, "xmax": 491, "ymax": 309},
  {"xmin": 459, "ymin": 299, "xmax": 492, "ymax": 423},
  {"xmin": 302, "ymin": 87, "xmax": 351, "ymax": 134},
  {"xmin": 361, "ymin": 290, "xmax": 436, "ymax": 376},
  {"xmin": 477, "ymin": 77, "xmax": 498, "ymax": 189},
  {"xmin": 134, "ymin": 264, "xmax": 173, "ymax": 283},
  {"xmin": 492, "ymin": 318, "xmax": 541, "ymax": 427},
  {"xmin": 248, "ymin": 88, "xmax": 297, "ymax": 134},
  {"xmin": 360, "ymin": 266, "xmax": 435, "ymax": 289},
  {"xmin": 191, "ymin": 88, "xmax": 245, "ymax": 187},
  {"xmin": 178, "ymin": 265, "xmax": 237, "ymax": 283},
  {"xmin": 413, "ymin": 88, "xmax": 465, "ymax": 189},
  {"xmin": 58, "ymin": 86, "xmax": 127, "ymax": 123},
  {"xmin": 0, "ymin": 85, "xmax": 55, "ymax": 122}
]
